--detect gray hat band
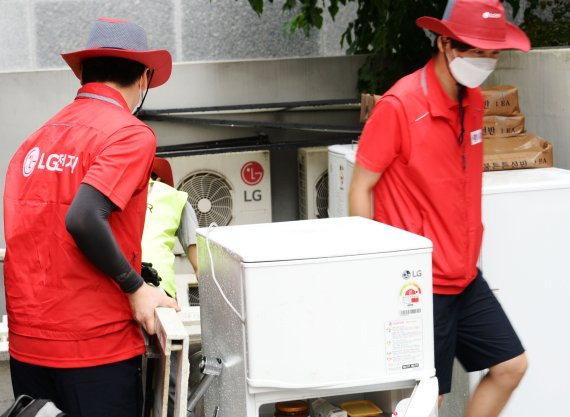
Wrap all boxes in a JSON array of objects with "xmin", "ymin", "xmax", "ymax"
[{"xmin": 86, "ymin": 20, "xmax": 149, "ymax": 51}]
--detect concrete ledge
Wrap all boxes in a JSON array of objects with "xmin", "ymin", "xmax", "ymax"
[
  {"xmin": 0, "ymin": 361, "xmax": 14, "ymax": 410},
  {"xmin": 0, "ymin": 315, "xmax": 8, "ymax": 361}
]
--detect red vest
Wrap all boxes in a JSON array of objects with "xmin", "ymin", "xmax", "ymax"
[
  {"xmin": 3, "ymin": 83, "xmax": 154, "ymax": 366},
  {"xmin": 357, "ymin": 59, "xmax": 485, "ymax": 294}
]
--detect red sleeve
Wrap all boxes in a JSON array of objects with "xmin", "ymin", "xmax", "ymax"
[
  {"xmin": 82, "ymin": 125, "xmax": 156, "ymax": 210},
  {"xmin": 356, "ymin": 96, "xmax": 409, "ymax": 173}
]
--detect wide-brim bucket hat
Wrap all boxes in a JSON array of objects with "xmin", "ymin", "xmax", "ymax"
[
  {"xmin": 61, "ymin": 18, "xmax": 172, "ymax": 88},
  {"xmin": 152, "ymin": 157, "xmax": 175, "ymax": 188},
  {"xmin": 416, "ymin": 0, "xmax": 530, "ymax": 52}
]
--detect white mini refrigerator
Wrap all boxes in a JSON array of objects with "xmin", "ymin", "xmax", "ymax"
[
  {"xmin": 472, "ymin": 168, "xmax": 570, "ymax": 416},
  {"xmin": 196, "ymin": 217, "xmax": 438, "ymax": 417}
]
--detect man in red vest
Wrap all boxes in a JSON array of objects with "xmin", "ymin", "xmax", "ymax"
[
  {"xmin": 349, "ymin": 1, "xmax": 530, "ymax": 416},
  {"xmin": 3, "ymin": 18, "xmax": 178, "ymax": 416}
]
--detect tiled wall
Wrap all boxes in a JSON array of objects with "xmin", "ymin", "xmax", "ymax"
[{"xmin": 0, "ymin": 0, "xmax": 356, "ymax": 72}]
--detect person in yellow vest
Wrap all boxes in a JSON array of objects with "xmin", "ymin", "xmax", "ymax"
[
  {"xmin": 141, "ymin": 157, "xmax": 199, "ymax": 417},
  {"xmin": 142, "ymin": 157, "xmax": 198, "ymax": 299}
]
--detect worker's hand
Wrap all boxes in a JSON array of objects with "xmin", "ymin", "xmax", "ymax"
[{"xmin": 127, "ymin": 283, "xmax": 180, "ymax": 335}]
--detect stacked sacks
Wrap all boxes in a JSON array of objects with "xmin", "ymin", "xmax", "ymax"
[
  {"xmin": 482, "ymin": 85, "xmax": 553, "ymax": 171},
  {"xmin": 482, "ymin": 85, "xmax": 525, "ymax": 137}
]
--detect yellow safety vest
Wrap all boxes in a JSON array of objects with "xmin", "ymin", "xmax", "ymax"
[{"xmin": 142, "ymin": 179, "xmax": 188, "ymax": 297}]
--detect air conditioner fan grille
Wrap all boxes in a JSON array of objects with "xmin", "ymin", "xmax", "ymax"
[
  {"xmin": 315, "ymin": 171, "xmax": 329, "ymax": 219},
  {"xmin": 178, "ymin": 171, "xmax": 233, "ymax": 227}
]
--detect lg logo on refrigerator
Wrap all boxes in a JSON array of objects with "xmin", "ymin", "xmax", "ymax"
[
  {"xmin": 402, "ymin": 270, "xmax": 422, "ymax": 280},
  {"xmin": 241, "ymin": 161, "xmax": 264, "ymax": 202}
]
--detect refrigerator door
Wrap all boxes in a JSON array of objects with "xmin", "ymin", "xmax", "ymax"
[
  {"xmin": 480, "ymin": 168, "xmax": 570, "ymax": 416},
  {"xmin": 243, "ymin": 252, "xmax": 434, "ymax": 389}
]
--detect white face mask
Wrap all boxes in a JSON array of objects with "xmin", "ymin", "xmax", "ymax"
[{"xmin": 447, "ymin": 50, "xmax": 497, "ymax": 88}]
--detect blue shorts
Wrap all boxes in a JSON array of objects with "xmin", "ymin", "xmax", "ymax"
[{"xmin": 433, "ymin": 270, "xmax": 524, "ymax": 395}]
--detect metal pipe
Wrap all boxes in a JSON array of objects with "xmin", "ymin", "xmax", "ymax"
[
  {"xmin": 156, "ymin": 135, "xmax": 356, "ymax": 158},
  {"xmin": 186, "ymin": 357, "xmax": 223, "ymax": 416},
  {"xmin": 140, "ymin": 113, "xmax": 361, "ymax": 134},
  {"xmin": 139, "ymin": 98, "xmax": 359, "ymax": 116},
  {"xmin": 186, "ymin": 374, "xmax": 216, "ymax": 414}
]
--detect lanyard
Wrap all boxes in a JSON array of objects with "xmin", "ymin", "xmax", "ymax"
[{"xmin": 76, "ymin": 92, "xmax": 124, "ymax": 109}]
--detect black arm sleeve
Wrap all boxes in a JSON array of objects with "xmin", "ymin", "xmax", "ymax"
[{"xmin": 65, "ymin": 183, "xmax": 144, "ymax": 293}]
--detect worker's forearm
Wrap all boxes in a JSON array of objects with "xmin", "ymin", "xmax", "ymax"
[
  {"xmin": 187, "ymin": 245, "xmax": 198, "ymax": 274},
  {"xmin": 349, "ymin": 164, "xmax": 380, "ymax": 219},
  {"xmin": 349, "ymin": 188, "xmax": 373, "ymax": 218}
]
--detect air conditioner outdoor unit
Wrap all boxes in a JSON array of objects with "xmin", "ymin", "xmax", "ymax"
[
  {"xmin": 298, "ymin": 146, "xmax": 329, "ymax": 220},
  {"xmin": 328, "ymin": 143, "xmax": 358, "ymax": 218},
  {"xmin": 168, "ymin": 150, "xmax": 272, "ymax": 288},
  {"xmin": 167, "ymin": 150, "xmax": 272, "ymax": 228}
]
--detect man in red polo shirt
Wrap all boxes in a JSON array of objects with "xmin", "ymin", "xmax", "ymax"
[
  {"xmin": 3, "ymin": 18, "xmax": 178, "ymax": 416},
  {"xmin": 349, "ymin": 1, "xmax": 530, "ymax": 416}
]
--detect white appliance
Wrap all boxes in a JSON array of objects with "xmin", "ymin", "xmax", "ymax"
[
  {"xmin": 345, "ymin": 150, "xmax": 356, "ymax": 205},
  {"xmin": 466, "ymin": 168, "xmax": 570, "ymax": 416},
  {"xmin": 328, "ymin": 144, "xmax": 357, "ymax": 218},
  {"xmin": 298, "ymin": 146, "xmax": 329, "ymax": 220},
  {"xmin": 338, "ymin": 150, "xmax": 374, "ymax": 219},
  {"xmin": 166, "ymin": 150, "xmax": 272, "ymax": 228},
  {"xmin": 196, "ymin": 217, "xmax": 438, "ymax": 417}
]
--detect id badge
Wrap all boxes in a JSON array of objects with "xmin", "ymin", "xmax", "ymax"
[{"xmin": 470, "ymin": 129, "xmax": 482, "ymax": 145}]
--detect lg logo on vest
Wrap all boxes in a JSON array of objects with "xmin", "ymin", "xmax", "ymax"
[{"xmin": 23, "ymin": 147, "xmax": 79, "ymax": 177}]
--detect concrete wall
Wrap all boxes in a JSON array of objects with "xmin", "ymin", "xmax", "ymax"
[
  {"xmin": 487, "ymin": 48, "xmax": 570, "ymax": 169},
  {"xmin": 0, "ymin": 0, "xmax": 355, "ymax": 73}
]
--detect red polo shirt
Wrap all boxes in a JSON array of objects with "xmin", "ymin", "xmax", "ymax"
[
  {"xmin": 3, "ymin": 83, "xmax": 155, "ymax": 367},
  {"xmin": 357, "ymin": 59, "xmax": 485, "ymax": 294}
]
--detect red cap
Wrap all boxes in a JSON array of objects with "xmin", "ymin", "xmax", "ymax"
[
  {"xmin": 416, "ymin": 0, "xmax": 530, "ymax": 52},
  {"xmin": 152, "ymin": 158, "xmax": 174, "ymax": 187}
]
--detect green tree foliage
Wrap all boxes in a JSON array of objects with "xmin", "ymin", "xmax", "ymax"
[
  {"xmin": 517, "ymin": 0, "xmax": 570, "ymax": 47},
  {"xmin": 246, "ymin": 0, "xmax": 569, "ymax": 94},
  {"xmin": 248, "ymin": 0, "xmax": 443, "ymax": 93}
]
